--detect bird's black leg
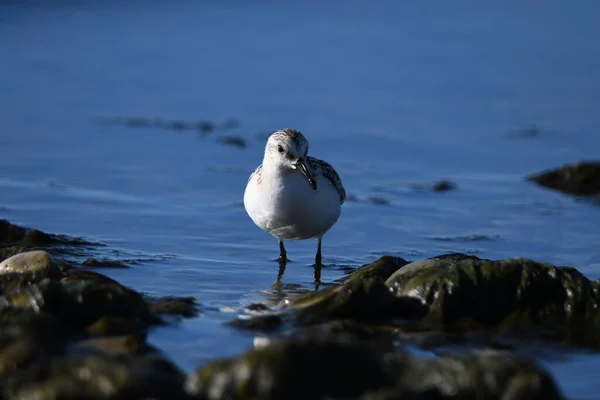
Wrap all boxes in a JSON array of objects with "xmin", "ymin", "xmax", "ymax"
[
  {"xmin": 277, "ymin": 239, "xmax": 288, "ymax": 280},
  {"xmin": 278, "ymin": 239, "xmax": 287, "ymax": 262},
  {"xmin": 314, "ymin": 238, "xmax": 322, "ymax": 282}
]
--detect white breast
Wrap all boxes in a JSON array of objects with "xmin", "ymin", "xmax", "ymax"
[{"xmin": 244, "ymin": 168, "xmax": 341, "ymax": 240}]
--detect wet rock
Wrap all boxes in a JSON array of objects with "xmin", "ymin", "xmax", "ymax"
[
  {"xmin": 70, "ymin": 335, "xmax": 154, "ymax": 357},
  {"xmin": 0, "ymin": 310, "xmax": 67, "ymax": 376},
  {"xmin": 359, "ymin": 351, "xmax": 563, "ymax": 400},
  {"xmin": 0, "ymin": 246, "xmax": 28, "ymax": 263},
  {"xmin": 217, "ymin": 136, "xmax": 247, "ymax": 149},
  {"xmin": 283, "ymin": 278, "xmax": 427, "ymax": 325},
  {"xmin": 410, "ymin": 180, "xmax": 456, "ymax": 192},
  {"xmin": 244, "ymin": 302, "xmax": 271, "ymax": 312},
  {"xmin": 146, "ymin": 295, "xmax": 199, "ymax": 318},
  {"xmin": 432, "ymin": 180, "xmax": 456, "ymax": 192},
  {"xmin": 231, "ymin": 277, "xmax": 427, "ymax": 334},
  {"xmin": 85, "ymin": 316, "xmax": 145, "ymax": 338},
  {"xmin": 368, "ymin": 196, "xmax": 390, "ymax": 206},
  {"xmin": 187, "ymin": 339, "xmax": 563, "ymax": 400},
  {"xmin": 0, "ymin": 219, "xmax": 99, "ymax": 257},
  {"xmin": 81, "ymin": 257, "xmax": 129, "ymax": 268},
  {"xmin": 385, "ymin": 254, "xmax": 600, "ymax": 347},
  {"xmin": 4, "ymin": 354, "xmax": 188, "ymax": 400},
  {"xmin": 340, "ymin": 256, "xmax": 410, "ymax": 284},
  {"xmin": 196, "ymin": 120, "xmax": 215, "ymax": 133},
  {"xmin": 228, "ymin": 314, "xmax": 283, "ymax": 333},
  {"xmin": 0, "ymin": 250, "xmax": 60, "ymax": 279},
  {"xmin": 527, "ymin": 161, "xmax": 600, "ymax": 196},
  {"xmin": 428, "ymin": 234, "xmax": 499, "ymax": 242},
  {"xmin": 4, "ymin": 275, "xmax": 160, "ymax": 332},
  {"xmin": 186, "ymin": 339, "xmax": 394, "ymax": 400}
]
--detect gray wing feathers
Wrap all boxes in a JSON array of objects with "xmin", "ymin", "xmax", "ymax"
[{"xmin": 306, "ymin": 156, "xmax": 346, "ymax": 204}]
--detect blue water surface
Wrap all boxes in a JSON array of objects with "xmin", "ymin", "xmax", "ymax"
[{"xmin": 1, "ymin": 1, "xmax": 600, "ymax": 398}]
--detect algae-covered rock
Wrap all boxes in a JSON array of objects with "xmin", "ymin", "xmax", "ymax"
[
  {"xmin": 358, "ymin": 351, "xmax": 563, "ymax": 400},
  {"xmin": 527, "ymin": 161, "xmax": 600, "ymax": 196},
  {"xmin": 187, "ymin": 339, "xmax": 563, "ymax": 400},
  {"xmin": 386, "ymin": 254, "xmax": 600, "ymax": 347},
  {"xmin": 4, "ymin": 276, "xmax": 160, "ymax": 331},
  {"xmin": 70, "ymin": 335, "xmax": 154, "ymax": 357},
  {"xmin": 285, "ymin": 278, "xmax": 426, "ymax": 325},
  {"xmin": 0, "ymin": 310, "xmax": 67, "ymax": 376},
  {"xmin": 0, "ymin": 219, "xmax": 90, "ymax": 248},
  {"xmin": 186, "ymin": 339, "xmax": 394, "ymax": 400},
  {"xmin": 231, "ymin": 277, "xmax": 426, "ymax": 333},
  {"xmin": 146, "ymin": 295, "xmax": 200, "ymax": 318},
  {"xmin": 3, "ymin": 355, "xmax": 188, "ymax": 400},
  {"xmin": 340, "ymin": 256, "xmax": 409, "ymax": 284},
  {"xmin": 0, "ymin": 250, "xmax": 60, "ymax": 279}
]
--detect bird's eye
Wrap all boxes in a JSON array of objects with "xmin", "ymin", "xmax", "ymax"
[{"xmin": 277, "ymin": 145, "xmax": 284, "ymax": 153}]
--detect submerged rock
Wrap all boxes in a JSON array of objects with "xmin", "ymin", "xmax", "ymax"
[
  {"xmin": 527, "ymin": 161, "xmax": 600, "ymax": 197},
  {"xmin": 386, "ymin": 254, "xmax": 600, "ymax": 347},
  {"xmin": 187, "ymin": 339, "xmax": 563, "ymax": 400}
]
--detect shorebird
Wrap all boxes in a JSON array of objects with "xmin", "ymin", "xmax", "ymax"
[{"xmin": 243, "ymin": 128, "xmax": 345, "ymax": 280}]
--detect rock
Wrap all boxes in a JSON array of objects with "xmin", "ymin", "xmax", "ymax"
[
  {"xmin": 0, "ymin": 250, "xmax": 60, "ymax": 279},
  {"xmin": 432, "ymin": 180, "xmax": 456, "ymax": 192},
  {"xmin": 228, "ymin": 314, "xmax": 283, "ymax": 332},
  {"xmin": 385, "ymin": 254, "xmax": 600, "ymax": 348},
  {"xmin": 187, "ymin": 339, "xmax": 564, "ymax": 400},
  {"xmin": 146, "ymin": 295, "xmax": 199, "ymax": 318},
  {"xmin": 527, "ymin": 161, "xmax": 600, "ymax": 196},
  {"xmin": 283, "ymin": 278, "xmax": 427, "ymax": 326},
  {"xmin": 340, "ymin": 256, "xmax": 410, "ymax": 284},
  {"xmin": 359, "ymin": 351, "xmax": 563, "ymax": 400},
  {"xmin": 186, "ymin": 339, "xmax": 394, "ymax": 400},
  {"xmin": 85, "ymin": 316, "xmax": 144, "ymax": 337},
  {"xmin": 0, "ymin": 309, "xmax": 67, "ymax": 376},
  {"xmin": 217, "ymin": 136, "xmax": 247, "ymax": 149},
  {"xmin": 0, "ymin": 246, "xmax": 28, "ymax": 264},
  {"xmin": 231, "ymin": 277, "xmax": 427, "ymax": 333},
  {"xmin": 81, "ymin": 257, "xmax": 129, "ymax": 268},
  {"xmin": 70, "ymin": 335, "xmax": 154, "ymax": 357},
  {"xmin": 3, "ymin": 355, "xmax": 188, "ymax": 400},
  {"xmin": 4, "ymin": 275, "xmax": 160, "ymax": 332},
  {"xmin": 0, "ymin": 219, "xmax": 98, "ymax": 257}
]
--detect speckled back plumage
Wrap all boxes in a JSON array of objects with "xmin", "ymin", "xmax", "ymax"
[{"xmin": 306, "ymin": 156, "xmax": 346, "ymax": 204}]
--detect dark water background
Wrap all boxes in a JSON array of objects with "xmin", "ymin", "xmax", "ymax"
[{"xmin": 2, "ymin": 1, "xmax": 600, "ymax": 397}]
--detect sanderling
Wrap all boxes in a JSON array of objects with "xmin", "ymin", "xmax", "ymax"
[{"xmin": 244, "ymin": 128, "xmax": 345, "ymax": 279}]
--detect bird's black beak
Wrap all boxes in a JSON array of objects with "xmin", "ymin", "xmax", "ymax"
[{"xmin": 296, "ymin": 158, "xmax": 317, "ymax": 191}]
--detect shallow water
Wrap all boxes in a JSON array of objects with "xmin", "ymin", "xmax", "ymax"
[{"xmin": 1, "ymin": 1, "xmax": 600, "ymax": 397}]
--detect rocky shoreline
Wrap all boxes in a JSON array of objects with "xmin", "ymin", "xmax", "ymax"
[{"xmin": 3, "ymin": 219, "xmax": 590, "ymax": 398}]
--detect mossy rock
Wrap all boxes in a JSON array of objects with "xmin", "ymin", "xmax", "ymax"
[
  {"xmin": 0, "ymin": 309, "xmax": 67, "ymax": 376},
  {"xmin": 187, "ymin": 339, "xmax": 395, "ymax": 400},
  {"xmin": 358, "ymin": 351, "xmax": 563, "ymax": 400},
  {"xmin": 339, "ymin": 256, "xmax": 410, "ymax": 284},
  {"xmin": 69, "ymin": 335, "xmax": 155, "ymax": 358},
  {"xmin": 3, "ymin": 355, "xmax": 187, "ymax": 400},
  {"xmin": 0, "ymin": 219, "xmax": 99, "ymax": 256},
  {"xmin": 385, "ymin": 254, "xmax": 600, "ymax": 347},
  {"xmin": 527, "ymin": 161, "xmax": 600, "ymax": 196},
  {"xmin": 285, "ymin": 278, "xmax": 427, "ymax": 325},
  {"xmin": 187, "ymin": 339, "xmax": 563, "ymax": 400},
  {"xmin": 4, "ymin": 277, "xmax": 160, "ymax": 332}
]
